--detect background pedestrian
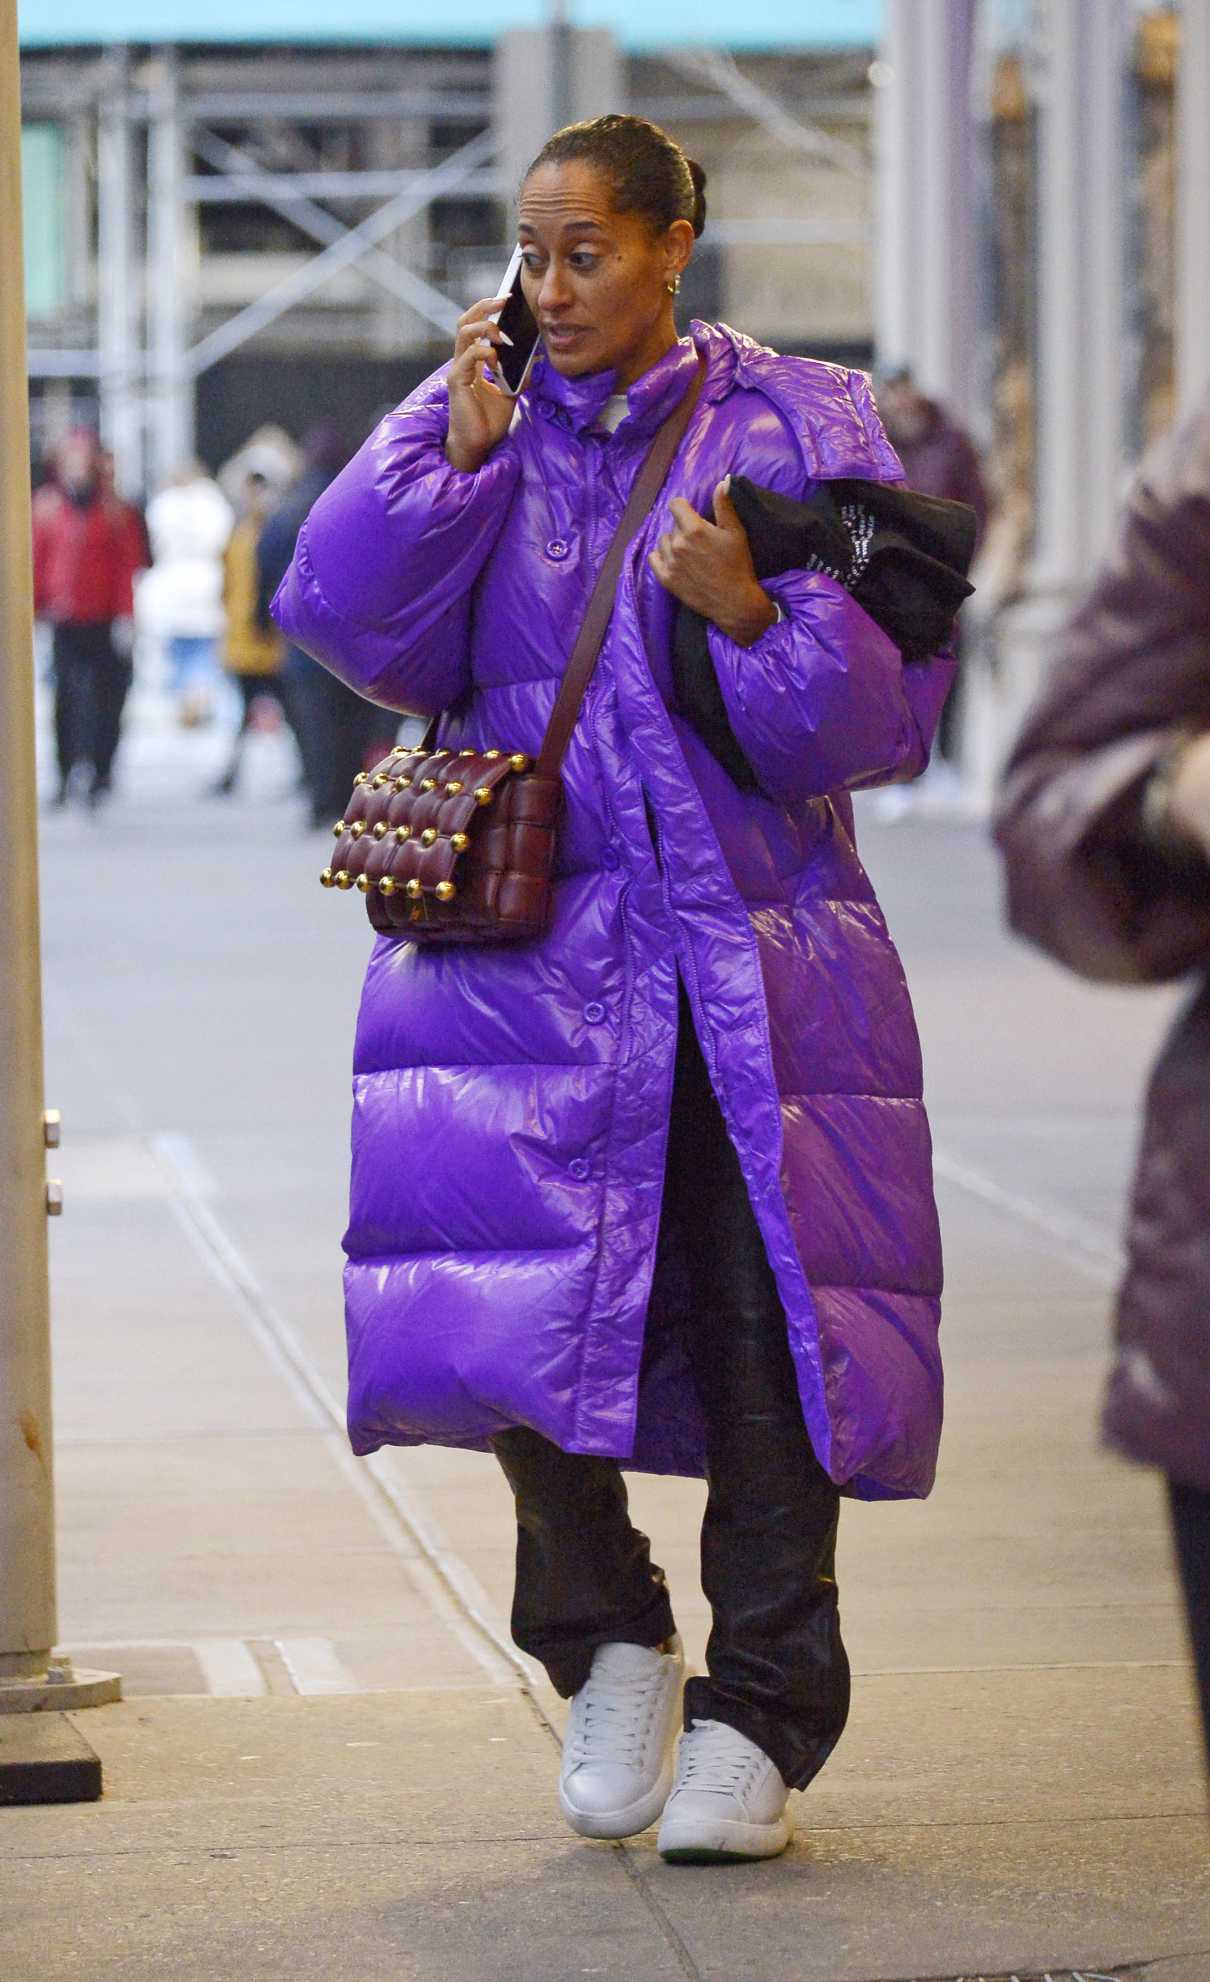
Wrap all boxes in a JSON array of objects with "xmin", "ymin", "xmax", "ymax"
[
  {"xmin": 31, "ymin": 426, "xmax": 146, "ymax": 808},
  {"xmin": 142, "ymin": 459, "xmax": 234, "ymax": 729},
  {"xmin": 257, "ymin": 425, "xmax": 394, "ymax": 829},
  {"xmin": 210, "ymin": 470, "xmax": 292, "ymax": 797},
  {"xmin": 995, "ymin": 385, "xmax": 1210, "ymax": 1775},
  {"xmin": 878, "ymin": 363, "xmax": 990, "ymax": 790}
]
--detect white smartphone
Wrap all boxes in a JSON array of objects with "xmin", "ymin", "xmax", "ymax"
[{"xmin": 491, "ymin": 245, "xmax": 542, "ymax": 395}]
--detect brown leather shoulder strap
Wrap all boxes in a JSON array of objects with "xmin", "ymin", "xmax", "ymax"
[{"xmin": 535, "ymin": 356, "xmax": 707, "ymax": 779}]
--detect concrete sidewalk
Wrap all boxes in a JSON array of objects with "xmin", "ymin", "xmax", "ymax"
[{"xmin": 3, "ymin": 737, "xmax": 1208, "ymax": 1981}]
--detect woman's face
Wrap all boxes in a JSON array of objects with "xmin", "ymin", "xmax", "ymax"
[{"xmin": 517, "ymin": 161, "xmax": 693, "ymax": 389}]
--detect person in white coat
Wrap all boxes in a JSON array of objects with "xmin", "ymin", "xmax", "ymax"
[{"xmin": 143, "ymin": 462, "xmax": 234, "ymax": 726}]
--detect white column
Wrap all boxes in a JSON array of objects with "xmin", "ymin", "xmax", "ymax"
[
  {"xmin": 1033, "ymin": 0, "xmax": 1128, "ymax": 587},
  {"xmin": 147, "ymin": 47, "xmax": 194, "ymax": 489},
  {"xmin": 97, "ymin": 48, "xmax": 142, "ymax": 496},
  {"xmin": 493, "ymin": 29, "xmax": 624, "ymax": 212},
  {"xmin": 874, "ymin": 0, "xmax": 979, "ymax": 426},
  {"xmin": 1176, "ymin": 0, "xmax": 1210, "ymax": 416},
  {"xmin": 872, "ymin": 1, "xmax": 919, "ymax": 372},
  {"xmin": 983, "ymin": 0, "xmax": 1130, "ymax": 798}
]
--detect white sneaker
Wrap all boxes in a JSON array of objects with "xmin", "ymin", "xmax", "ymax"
[
  {"xmin": 558, "ymin": 1637, "xmax": 685, "ymax": 1840},
  {"xmin": 657, "ymin": 1718, "xmax": 792, "ymax": 1863}
]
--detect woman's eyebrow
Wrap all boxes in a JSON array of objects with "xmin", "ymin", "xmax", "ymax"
[{"xmin": 518, "ymin": 218, "xmax": 608, "ymax": 237}]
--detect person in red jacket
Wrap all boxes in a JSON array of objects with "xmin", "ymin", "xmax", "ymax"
[{"xmin": 32, "ymin": 428, "xmax": 147, "ymax": 806}]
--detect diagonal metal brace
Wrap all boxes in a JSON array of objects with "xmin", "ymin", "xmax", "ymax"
[
  {"xmin": 187, "ymin": 129, "xmax": 495, "ymax": 376},
  {"xmin": 661, "ymin": 45, "xmax": 868, "ymax": 175},
  {"xmin": 189, "ymin": 127, "xmax": 475, "ymax": 336}
]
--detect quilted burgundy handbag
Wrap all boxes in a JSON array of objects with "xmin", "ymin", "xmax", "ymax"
[{"xmin": 320, "ymin": 358, "xmax": 705, "ymax": 943}]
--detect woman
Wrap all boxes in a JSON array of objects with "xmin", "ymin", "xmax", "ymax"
[
  {"xmin": 274, "ymin": 115, "xmax": 953, "ymax": 1864},
  {"xmin": 995, "ymin": 388, "xmax": 1210, "ymax": 1775}
]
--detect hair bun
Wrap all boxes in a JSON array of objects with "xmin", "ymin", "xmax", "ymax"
[{"xmin": 687, "ymin": 159, "xmax": 708, "ymax": 238}]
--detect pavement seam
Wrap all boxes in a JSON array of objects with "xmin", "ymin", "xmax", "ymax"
[
  {"xmin": 0, "ymin": 1833, "xmax": 588, "ymax": 1863},
  {"xmin": 149, "ymin": 1132, "xmax": 524, "ymax": 1689},
  {"xmin": 516, "ymin": 1677, "xmax": 704, "ymax": 1979},
  {"xmin": 608, "ymin": 1841, "xmax": 706, "ymax": 1980}
]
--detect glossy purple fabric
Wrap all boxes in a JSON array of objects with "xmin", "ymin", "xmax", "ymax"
[{"xmin": 273, "ymin": 320, "xmax": 951, "ymax": 1499}]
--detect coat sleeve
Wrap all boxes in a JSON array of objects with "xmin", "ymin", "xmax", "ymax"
[
  {"xmin": 271, "ymin": 370, "xmax": 522, "ymax": 714},
  {"xmin": 993, "ymin": 396, "xmax": 1210, "ymax": 985},
  {"xmin": 705, "ymin": 572, "xmax": 957, "ymax": 807}
]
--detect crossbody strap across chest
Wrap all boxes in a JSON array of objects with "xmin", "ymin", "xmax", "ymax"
[{"xmin": 534, "ymin": 354, "xmax": 706, "ymax": 777}]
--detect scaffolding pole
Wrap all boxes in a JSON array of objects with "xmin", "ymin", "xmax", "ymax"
[
  {"xmin": 0, "ymin": 0, "xmax": 118, "ymax": 1763},
  {"xmin": 147, "ymin": 45, "xmax": 193, "ymax": 489},
  {"xmin": 97, "ymin": 44, "xmax": 142, "ymax": 498}
]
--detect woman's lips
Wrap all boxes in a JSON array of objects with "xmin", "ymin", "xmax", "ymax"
[{"xmin": 543, "ymin": 325, "xmax": 588, "ymax": 348}]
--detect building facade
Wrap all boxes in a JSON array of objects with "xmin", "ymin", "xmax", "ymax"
[
  {"xmin": 875, "ymin": 0, "xmax": 1209, "ymax": 792},
  {"xmin": 20, "ymin": 3, "xmax": 1209, "ymax": 780},
  {"xmin": 20, "ymin": 31, "xmax": 877, "ymax": 492}
]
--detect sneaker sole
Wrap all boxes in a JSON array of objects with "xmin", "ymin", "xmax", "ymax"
[
  {"xmin": 657, "ymin": 1813, "xmax": 791, "ymax": 1864},
  {"xmin": 559, "ymin": 1749, "xmax": 676, "ymax": 1840}
]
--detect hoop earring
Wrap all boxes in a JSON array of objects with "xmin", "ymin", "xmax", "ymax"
[{"xmin": 666, "ymin": 274, "xmax": 681, "ymax": 295}]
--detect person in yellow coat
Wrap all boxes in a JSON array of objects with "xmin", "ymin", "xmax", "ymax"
[{"xmin": 211, "ymin": 472, "xmax": 294, "ymax": 795}]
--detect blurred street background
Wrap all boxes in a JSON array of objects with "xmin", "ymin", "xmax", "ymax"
[{"xmin": 6, "ymin": 2, "xmax": 1210, "ymax": 1978}]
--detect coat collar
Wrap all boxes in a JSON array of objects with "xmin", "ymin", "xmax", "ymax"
[
  {"xmin": 526, "ymin": 323, "xmax": 728, "ymax": 438},
  {"xmin": 521, "ymin": 319, "xmax": 903, "ymax": 482}
]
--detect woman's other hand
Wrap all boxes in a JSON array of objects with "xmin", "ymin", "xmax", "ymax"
[
  {"xmin": 445, "ymin": 297, "xmax": 517, "ymax": 474},
  {"xmin": 649, "ymin": 478, "xmax": 778, "ymax": 647},
  {"xmin": 1165, "ymin": 732, "xmax": 1210, "ymax": 858}
]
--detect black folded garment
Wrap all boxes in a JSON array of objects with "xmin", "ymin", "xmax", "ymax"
[{"xmin": 673, "ymin": 475, "xmax": 977, "ymax": 792}]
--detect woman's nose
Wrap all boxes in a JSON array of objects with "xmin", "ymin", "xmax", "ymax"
[{"xmin": 537, "ymin": 265, "xmax": 572, "ymax": 313}]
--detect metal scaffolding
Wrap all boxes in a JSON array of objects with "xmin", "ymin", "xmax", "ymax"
[{"xmin": 21, "ymin": 36, "xmax": 874, "ymax": 496}]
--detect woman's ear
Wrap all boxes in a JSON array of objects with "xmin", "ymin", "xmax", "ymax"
[{"xmin": 665, "ymin": 217, "xmax": 695, "ymax": 285}]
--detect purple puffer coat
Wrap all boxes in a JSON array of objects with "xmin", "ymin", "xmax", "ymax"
[{"xmin": 274, "ymin": 320, "xmax": 953, "ymax": 1500}]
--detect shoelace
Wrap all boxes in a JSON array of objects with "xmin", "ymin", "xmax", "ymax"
[
  {"xmin": 564, "ymin": 1668, "xmax": 665, "ymax": 1769},
  {"xmin": 675, "ymin": 1720, "xmax": 761, "ymax": 1795}
]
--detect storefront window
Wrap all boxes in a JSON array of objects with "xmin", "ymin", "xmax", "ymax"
[{"xmin": 21, "ymin": 123, "xmax": 68, "ymax": 320}]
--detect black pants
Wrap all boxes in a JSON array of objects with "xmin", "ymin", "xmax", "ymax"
[
  {"xmin": 283, "ymin": 648, "xmax": 392, "ymax": 826},
  {"xmin": 52, "ymin": 621, "xmax": 133, "ymax": 788},
  {"xmin": 493, "ymin": 993, "xmax": 850, "ymax": 1791},
  {"xmin": 1170, "ymin": 1478, "xmax": 1210, "ymax": 1773},
  {"xmin": 215, "ymin": 672, "xmax": 300, "ymax": 788}
]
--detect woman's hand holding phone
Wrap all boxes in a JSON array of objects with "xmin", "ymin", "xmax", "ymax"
[{"xmin": 445, "ymin": 296, "xmax": 517, "ymax": 474}]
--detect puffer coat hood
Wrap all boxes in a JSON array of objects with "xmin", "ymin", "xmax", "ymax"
[{"xmin": 273, "ymin": 320, "xmax": 952, "ymax": 1500}]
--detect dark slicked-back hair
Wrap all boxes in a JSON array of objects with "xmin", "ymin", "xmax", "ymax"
[{"xmin": 523, "ymin": 114, "xmax": 707, "ymax": 241}]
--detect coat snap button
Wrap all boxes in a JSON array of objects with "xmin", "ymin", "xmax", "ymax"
[
  {"xmin": 583, "ymin": 1001, "xmax": 606, "ymax": 1025},
  {"xmin": 601, "ymin": 847, "xmax": 620, "ymax": 871},
  {"xmin": 568, "ymin": 1157, "xmax": 590, "ymax": 1181},
  {"xmin": 546, "ymin": 538, "xmax": 569, "ymax": 560}
]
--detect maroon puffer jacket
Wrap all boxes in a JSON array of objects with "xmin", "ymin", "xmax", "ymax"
[{"xmin": 994, "ymin": 389, "xmax": 1210, "ymax": 1492}]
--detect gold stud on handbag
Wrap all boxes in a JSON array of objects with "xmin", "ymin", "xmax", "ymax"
[{"xmin": 320, "ymin": 358, "xmax": 706, "ymax": 944}]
